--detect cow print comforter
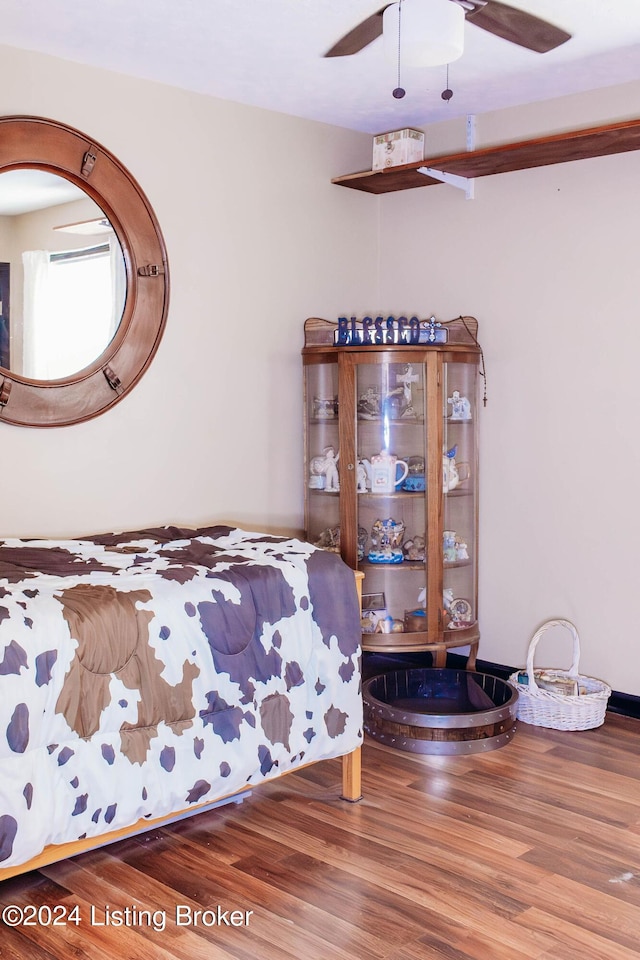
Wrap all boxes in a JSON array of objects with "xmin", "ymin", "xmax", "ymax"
[{"xmin": 0, "ymin": 525, "xmax": 362, "ymax": 870}]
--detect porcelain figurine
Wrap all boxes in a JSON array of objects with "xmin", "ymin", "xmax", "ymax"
[
  {"xmin": 443, "ymin": 530, "xmax": 470, "ymax": 562},
  {"xmin": 357, "ymin": 387, "xmax": 380, "ymax": 419},
  {"xmin": 375, "ymin": 615, "xmax": 404, "ymax": 633},
  {"xmin": 310, "ymin": 445, "xmax": 340, "ymax": 492},
  {"xmin": 443, "ymin": 444, "xmax": 471, "ymax": 492},
  {"xmin": 312, "ymin": 396, "xmax": 337, "ymax": 419},
  {"xmin": 442, "ymin": 445, "xmax": 460, "ymax": 492},
  {"xmin": 454, "ymin": 535, "xmax": 469, "ymax": 560},
  {"xmin": 368, "ymin": 517, "xmax": 405, "ymax": 563},
  {"xmin": 443, "ymin": 530, "xmax": 457, "ymax": 562},
  {"xmin": 314, "ymin": 525, "xmax": 340, "ymax": 552},
  {"xmin": 357, "ymin": 458, "xmax": 371, "ymax": 493},
  {"xmin": 447, "ymin": 390, "xmax": 472, "ymax": 420},
  {"xmin": 447, "ymin": 597, "xmax": 473, "ymax": 628},
  {"xmin": 403, "ymin": 535, "xmax": 425, "ymax": 561}
]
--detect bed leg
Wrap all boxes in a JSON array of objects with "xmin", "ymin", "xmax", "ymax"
[{"xmin": 340, "ymin": 746, "xmax": 362, "ymax": 802}]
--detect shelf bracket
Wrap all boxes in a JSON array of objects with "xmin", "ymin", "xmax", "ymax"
[
  {"xmin": 466, "ymin": 114, "xmax": 476, "ymax": 152},
  {"xmin": 417, "ymin": 166, "xmax": 475, "ymax": 199},
  {"xmin": 417, "ymin": 114, "xmax": 477, "ymax": 199}
]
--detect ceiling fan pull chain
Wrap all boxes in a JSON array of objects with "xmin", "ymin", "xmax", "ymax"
[
  {"xmin": 392, "ymin": 0, "xmax": 406, "ymax": 99},
  {"xmin": 442, "ymin": 63, "xmax": 454, "ymax": 102}
]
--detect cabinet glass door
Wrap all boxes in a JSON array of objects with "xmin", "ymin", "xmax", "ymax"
[
  {"xmin": 355, "ymin": 358, "xmax": 429, "ymax": 649},
  {"xmin": 304, "ymin": 358, "xmax": 341, "ymax": 551},
  {"xmin": 303, "ymin": 316, "xmax": 482, "ymax": 667},
  {"xmin": 442, "ymin": 361, "xmax": 478, "ymax": 637}
]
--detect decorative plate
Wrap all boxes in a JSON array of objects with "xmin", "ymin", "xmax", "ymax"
[{"xmin": 450, "ymin": 598, "xmax": 472, "ymax": 621}]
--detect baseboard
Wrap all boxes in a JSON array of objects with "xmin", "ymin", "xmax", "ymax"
[{"xmin": 362, "ymin": 651, "xmax": 640, "ymax": 721}]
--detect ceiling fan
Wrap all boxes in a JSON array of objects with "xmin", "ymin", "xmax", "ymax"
[{"xmin": 325, "ymin": 0, "xmax": 571, "ymax": 59}]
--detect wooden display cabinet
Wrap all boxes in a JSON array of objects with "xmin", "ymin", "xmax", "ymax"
[{"xmin": 302, "ymin": 315, "xmax": 482, "ymax": 667}]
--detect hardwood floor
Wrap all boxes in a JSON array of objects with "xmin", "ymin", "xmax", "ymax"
[{"xmin": 2, "ymin": 713, "xmax": 640, "ymax": 959}]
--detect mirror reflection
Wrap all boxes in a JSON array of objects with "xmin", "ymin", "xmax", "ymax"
[{"xmin": 0, "ymin": 170, "xmax": 127, "ymax": 380}]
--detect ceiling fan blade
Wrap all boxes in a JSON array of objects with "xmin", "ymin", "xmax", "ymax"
[
  {"xmin": 324, "ymin": 6, "xmax": 388, "ymax": 57},
  {"xmin": 464, "ymin": 0, "xmax": 571, "ymax": 53}
]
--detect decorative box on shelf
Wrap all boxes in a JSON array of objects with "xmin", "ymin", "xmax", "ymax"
[{"xmin": 372, "ymin": 128, "xmax": 424, "ymax": 170}]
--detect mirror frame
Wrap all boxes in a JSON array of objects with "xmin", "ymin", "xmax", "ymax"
[{"xmin": 0, "ymin": 116, "xmax": 169, "ymax": 427}]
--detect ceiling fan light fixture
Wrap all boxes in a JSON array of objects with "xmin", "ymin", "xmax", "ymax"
[{"xmin": 383, "ymin": 0, "xmax": 465, "ymax": 67}]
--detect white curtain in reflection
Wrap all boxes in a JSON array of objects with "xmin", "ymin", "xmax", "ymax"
[
  {"xmin": 21, "ymin": 249, "xmax": 50, "ymax": 378},
  {"xmin": 22, "ymin": 245, "xmax": 117, "ymax": 380},
  {"xmin": 109, "ymin": 236, "xmax": 126, "ymax": 339}
]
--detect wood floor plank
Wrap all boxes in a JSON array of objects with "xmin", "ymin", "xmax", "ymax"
[
  {"xmin": 475, "ymin": 743, "xmax": 640, "ymax": 808},
  {"xmin": 387, "ymin": 925, "xmax": 548, "ymax": 960},
  {"xmin": 545, "ymin": 740, "xmax": 640, "ymax": 782},
  {"xmin": 253, "ymin": 789, "xmax": 554, "ymax": 923},
  {"xmin": 275, "ymin": 779, "xmax": 537, "ymax": 864},
  {"xmin": 520, "ymin": 836, "xmax": 640, "ymax": 904},
  {"xmin": 40, "ymin": 855, "xmax": 245, "ymax": 960},
  {"xmin": 0, "ymin": 926, "xmax": 60, "ymax": 960},
  {"xmin": 1, "ymin": 713, "xmax": 639, "ymax": 959},
  {"xmin": 522, "ymin": 872, "xmax": 640, "ymax": 953},
  {"xmin": 232, "ymin": 851, "xmax": 428, "ymax": 956},
  {"xmin": 517, "ymin": 906, "xmax": 640, "ymax": 960},
  {"xmin": 113, "ymin": 830, "xmax": 375, "ymax": 960},
  {"xmin": 221, "ymin": 800, "xmax": 558, "ymax": 957},
  {"xmin": 408, "ymin": 765, "xmax": 640, "ymax": 844},
  {"xmin": 0, "ymin": 886, "xmax": 182, "ymax": 960},
  {"xmin": 136, "ymin": 804, "xmax": 296, "ymax": 868}
]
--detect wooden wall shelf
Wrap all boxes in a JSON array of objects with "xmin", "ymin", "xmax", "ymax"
[{"xmin": 332, "ymin": 118, "xmax": 640, "ymax": 194}]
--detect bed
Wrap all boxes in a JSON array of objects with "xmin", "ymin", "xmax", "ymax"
[{"xmin": 0, "ymin": 525, "xmax": 362, "ymax": 879}]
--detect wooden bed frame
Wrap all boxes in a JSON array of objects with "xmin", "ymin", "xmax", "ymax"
[
  {"xmin": 0, "ymin": 747, "xmax": 361, "ymax": 882},
  {"xmin": 0, "ymin": 571, "xmax": 364, "ymax": 882}
]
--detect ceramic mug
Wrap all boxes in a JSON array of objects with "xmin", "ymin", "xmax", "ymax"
[{"xmin": 370, "ymin": 450, "xmax": 409, "ymax": 494}]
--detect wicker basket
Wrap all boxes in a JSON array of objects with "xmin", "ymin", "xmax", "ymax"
[{"xmin": 508, "ymin": 619, "xmax": 611, "ymax": 730}]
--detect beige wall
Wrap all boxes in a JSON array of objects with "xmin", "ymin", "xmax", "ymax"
[
  {"xmin": 377, "ymin": 82, "xmax": 640, "ymax": 694},
  {"xmin": 1, "ymin": 44, "xmax": 638, "ymax": 694},
  {"xmin": 0, "ymin": 45, "xmax": 375, "ymax": 539}
]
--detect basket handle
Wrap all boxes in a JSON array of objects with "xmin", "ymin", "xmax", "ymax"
[{"xmin": 525, "ymin": 618, "xmax": 580, "ymax": 695}]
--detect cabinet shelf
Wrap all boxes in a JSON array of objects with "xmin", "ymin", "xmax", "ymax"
[
  {"xmin": 364, "ymin": 624, "xmax": 478, "ymax": 643},
  {"xmin": 358, "ymin": 491, "xmax": 424, "ymax": 501},
  {"xmin": 342, "ymin": 487, "xmax": 472, "ymax": 498},
  {"xmin": 361, "ymin": 559, "xmax": 425, "ymax": 571},
  {"xmin": 362, "ymin": 625, "xmax": 480, "ymax": 664},
  {"xmin": 358, "ymin": 417, "xmax": 425, "ymax": 425},
  {"xmin": 332, "ymin": 118, "xmax": 640, "ymax": 195}
]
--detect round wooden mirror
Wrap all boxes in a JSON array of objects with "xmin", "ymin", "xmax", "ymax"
[{"xmin": 0, "ymin": 116, "xmax": 169, "ymax": 427}]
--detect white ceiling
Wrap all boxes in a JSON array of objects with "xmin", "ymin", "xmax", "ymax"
[
  {"xmin": 2, "ymin": 0, "xmax": 640, "ymax": 134},
  {"xmin": 0, "ymin": 170, "xmax": 85, "ymax": 216}
]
